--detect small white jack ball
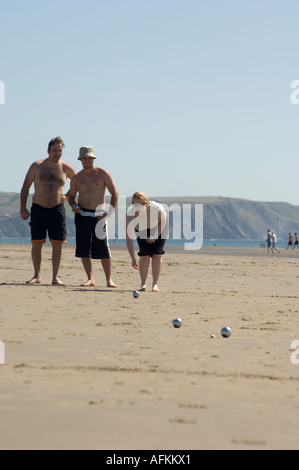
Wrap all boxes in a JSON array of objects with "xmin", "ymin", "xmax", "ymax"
[
  {"xmin": 221, "ymin": 326, "xmax": 232, "ymax": 338},
  {"xmin": 172, "ymin": 318, "xmax": 182, "ymax": 328},
  {"xmin": 133, "ymin": 290, "xmax": 140, "ymax": 298}
]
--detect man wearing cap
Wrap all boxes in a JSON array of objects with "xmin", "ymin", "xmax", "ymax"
[
  {"xmin": 20, "ymin": 136, "xmax": 76, "ymax": 285},
  {"xmin": 68, "ymin": 146, "xmax": 119, "ymax": 287}
]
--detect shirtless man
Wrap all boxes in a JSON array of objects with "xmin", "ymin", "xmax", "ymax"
[
  {"xmin": 68, "ymin": 146, "xmax": 119, "ymax": 287},
  {"xmin": 20, "ymin": 137, "xmax": 76, "ymax": 285}
]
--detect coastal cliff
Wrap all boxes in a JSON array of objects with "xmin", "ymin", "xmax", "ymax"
[{"xmin": 1, "ymin": 192, "xmax": 298, "ymax": 240}]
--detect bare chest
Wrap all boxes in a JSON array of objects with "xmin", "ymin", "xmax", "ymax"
[
  {"xmin": 77, "ymin": 173, "xmax": 105, "ymax": 192},
  {"xmin": 36, "ymin": 166, "xmax": 66, "ymax": 187}
]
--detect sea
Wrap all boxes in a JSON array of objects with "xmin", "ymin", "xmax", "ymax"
[{"xmin": 0, "ymin": 238, "xmax": 289, "ymax": 249}]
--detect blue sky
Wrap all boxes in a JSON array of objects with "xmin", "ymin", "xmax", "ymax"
[{"xmin": 1, "ymin": 0, "xmax": 299, "ymax": 204}]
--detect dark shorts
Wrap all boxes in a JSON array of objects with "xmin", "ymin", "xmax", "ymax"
[
  {"xmin": 75, "ymin": 210, "xmax": 111, "ymax": 259},
  {"xmin": 137, "ymin": 232, "xmax": 166, "ymax": 258},
  {"xmin": 30, "ymin": 203, "xmax": 66, "ymax": 243}
]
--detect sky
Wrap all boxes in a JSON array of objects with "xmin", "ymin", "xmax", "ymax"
[{"xmin": 1, "ymin": 0, "xmax": 299, "ymax": 204}]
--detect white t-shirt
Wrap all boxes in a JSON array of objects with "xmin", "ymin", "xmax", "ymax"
[{"xmin": 126, "ymin": 201, "xmax": 167, "ymax": 240}]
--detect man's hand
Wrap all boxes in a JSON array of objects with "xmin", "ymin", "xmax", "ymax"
[
  {"xmin": 97, "ymin": 211, "xmax": 107, "ymax": 221},
  {"xmin": 72, "ymin": 204, "xmax": 81, "ymax": 213},
  {"xmin": 20, "ymin": 209, "xmax": 30, "ymax": 220}
]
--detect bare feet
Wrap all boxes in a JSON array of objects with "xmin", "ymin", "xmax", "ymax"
[
  {"xmin": 152, "ymin": 284, "xmax": 159, "ymax": 292},
  {"xmin": 81, "ymin": 280, "xmax": 96, "ymax": 287},
  {"xmin": 107, "ymin": 281, "xmax": 118, "ymax": 288},
  {"xmin": 26, "ymin": 277, "xmax": 41, "ymax": 285},
  {"xmin": 52, "ymin": 278, "xmax": 65, "ymax": 286},
  {"xmin": 139, "ymin": 286, "xmax": 146, "ymax": 292}
]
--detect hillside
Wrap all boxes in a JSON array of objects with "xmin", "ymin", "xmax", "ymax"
[
  {"xmin": 154, "ymin": 196, "xmax": 299, "ymax": 240},
  {"xmin": 0, "ymin": 192, "xmax": 75, "ymax": 239},
  {"xmin": 1, "ymin": 192, "xmax": 299, "ymax": 240}
]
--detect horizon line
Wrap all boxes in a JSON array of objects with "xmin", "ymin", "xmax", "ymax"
[{"xmin": 0, "ymin": 190, "xmax": 298, "ymax": 206}]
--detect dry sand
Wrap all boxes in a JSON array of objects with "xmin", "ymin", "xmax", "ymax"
[{"xmin": 1, "ymin": 243, "xmax": 299, "ymax": 450}]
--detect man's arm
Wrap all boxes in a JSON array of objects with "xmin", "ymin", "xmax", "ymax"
[
  {"xmin": 99, "ymin": 171, "xmax": 119, "ymax": 220},
  {"xmin": 20, "ymin": 163, "xmax": 36, "ymax": 220},
  {"xmin": 68, "ymin": 176, "xmax": 80, "ymax": 212},
  {"xmin": 104, "ymin": 171, "xmax": 119, "ymax": 210},
  {"xmin": 62, "ymin": 163, "xmax": 77, "ymax": 202},
  {"xmin": 66, "ymin": 163, "xmax": 76, "ymax": 181}
]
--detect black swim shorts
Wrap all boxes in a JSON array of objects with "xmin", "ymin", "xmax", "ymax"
[
  {"xmin": 30, "ymin": 203, "xmax": 67, "ymax": 243},
  {"xmin": 137, "ymin": 234, "xmax": 166, "ymax": 258},
  {"xmin": 75, "ymin": 209, "xmax": 111, "ymax": 259}
]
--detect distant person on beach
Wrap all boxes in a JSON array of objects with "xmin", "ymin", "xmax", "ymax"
[
  {"xmin": 271, "ymin": 231, "xmax": 280, "ymax": 254},
  {"xmin": 266, "ymin": 229, "xmax": 273, "ymax": 253},
  {"xmin": 286, "ymin": 232, "xmax": 293, "ymax": 249},
  {"xmin": 20, "ymin": 137, "xmax": 76, "ymax": 285},
  {"xmin": 294, "ymin": 233, "xmax": 299, "ymax": 249},
  {"xmin": 126, "ymin": 191, "xmax": 168, "ymax": 292},
  {"xmin": 68, "ymin": 146, "xmax": 119, "ymax": 288}
]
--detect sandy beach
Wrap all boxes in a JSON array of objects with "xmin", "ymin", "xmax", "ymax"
[{"xmin": 1, "ymin": 243, "xmax": 299, "ymax": 450}]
